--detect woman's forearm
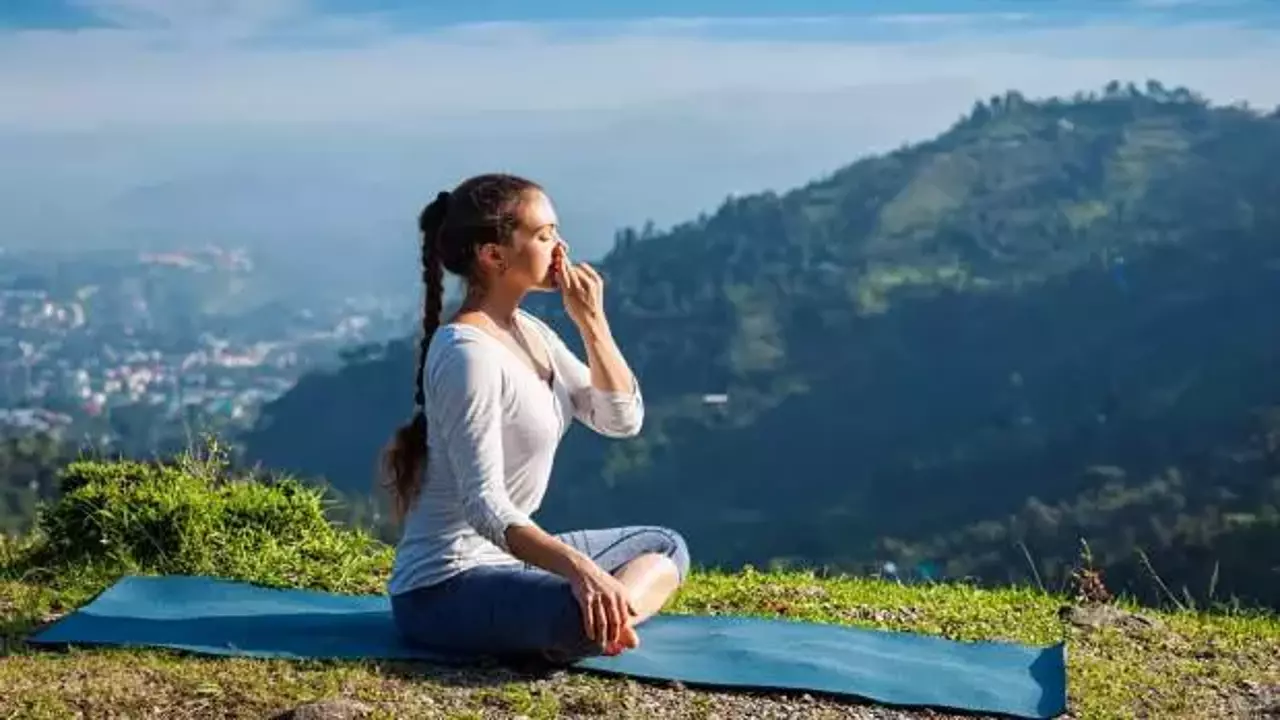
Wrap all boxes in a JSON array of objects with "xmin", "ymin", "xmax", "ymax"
[
  {"xmin": 504, "ymin": 522, "xmax": 593, "ymax": 580},
  {"xmin": 577, "ymin": 317, "xmax": 636, "ymax": 394}
]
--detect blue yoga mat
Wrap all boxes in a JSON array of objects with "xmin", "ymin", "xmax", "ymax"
[{"xmin": 28, "ymin": 575, "xmax": 1068, "ymax": 719}]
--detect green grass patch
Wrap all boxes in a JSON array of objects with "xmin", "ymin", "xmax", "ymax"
[
  {"xmin": 4, "ymin": 439, "xmax": 391, "ymax": 603},
  {"xmin": 1, "ymin": 445, "xmax": 1278, "ymax": 719}
]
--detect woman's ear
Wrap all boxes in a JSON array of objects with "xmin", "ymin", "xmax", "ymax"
[{"xmin": 475, "ymin": 242, "xmax": 508, "ymax": 276}]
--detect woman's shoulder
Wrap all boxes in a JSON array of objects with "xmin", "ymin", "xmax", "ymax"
[{"xmin": 425, "ymin": 323, "xmax": 500, "ymax": 376}]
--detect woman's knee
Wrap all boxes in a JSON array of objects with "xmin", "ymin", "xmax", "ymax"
[{"xmin": 647, "ymin": 526, "xmax": 691, "ymax": 582}]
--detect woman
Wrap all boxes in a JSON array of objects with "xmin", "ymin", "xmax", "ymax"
[{"xmin": 382, "ymin": 173, "xmax": 690, "ymax": 664}]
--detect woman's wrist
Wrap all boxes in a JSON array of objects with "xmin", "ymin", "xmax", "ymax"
[
  {"xmin": 575, "ymin": 313, "xmax": 610, "ymax": 341},
  {"xmin": 541, "ymin": 534, "xmax": 599, "ymax": 583},
  {"xmin": 563, "ymin": 548, "xmax": 599, "ymax": 583},
  {"xmin": 504, "ymin": 523, "xmax": 597, "ymax": 581}
]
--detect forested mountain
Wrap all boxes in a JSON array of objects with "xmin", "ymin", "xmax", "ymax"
[{"xmin": 239, "ymin": 82, "xmax": 1280, "ymax": 609}]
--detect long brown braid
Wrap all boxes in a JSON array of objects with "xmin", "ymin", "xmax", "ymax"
[{"xmin": 380, "ymin": 174, "xmax": 542, "ymax": 523}]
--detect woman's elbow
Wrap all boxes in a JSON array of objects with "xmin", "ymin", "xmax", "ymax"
[
  {"xmin": 461, "ymin": 495, "xmax": 517, "ymax": 550},
  {"xmin": 601, "ymin": 407, "xmax": 644, "ymax": 438},
  {"xmin": 582, "ymin": 389, "xmax": 644, "ymax": 438}
]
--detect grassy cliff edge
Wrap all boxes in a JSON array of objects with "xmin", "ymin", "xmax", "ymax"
[{"xmin": 1, "ymin": 446, "xmax": 1277, "ymax": 720}]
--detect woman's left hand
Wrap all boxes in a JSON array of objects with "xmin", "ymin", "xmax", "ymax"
[{"xmin": 556, "ymin": 247, "xmax": 606, "ymax": 329}]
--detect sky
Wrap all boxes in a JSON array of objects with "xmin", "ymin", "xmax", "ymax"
[{"xmin": 3, "ymin": 0, "xmax": 1280, "ymax": 294}]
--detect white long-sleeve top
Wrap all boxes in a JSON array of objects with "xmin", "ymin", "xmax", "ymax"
[{"xmin": 387, "ymin": 309, "xmax": 644, "ymax": 596}]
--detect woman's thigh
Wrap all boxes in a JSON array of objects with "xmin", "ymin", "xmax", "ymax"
[
  {"xmin": 554, "ymin": 525, "xmax": 691, "ymax": 579},
  {"xmin": 391, "ymin": 564, "xmax": 595, "ymax": 659}
]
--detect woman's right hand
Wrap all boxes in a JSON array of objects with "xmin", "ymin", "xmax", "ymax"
[
  {"xmin": 570, "ymin": 562, "xmax": 637, "ymax": 651},
  {"xmin": 501, "ymin": 524, "xmax": 639, "ymax": 652}
]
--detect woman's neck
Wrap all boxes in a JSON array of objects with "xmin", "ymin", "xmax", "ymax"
[{"xmin": 458, "ymin": 285, "xmax": 526, "ymax": 330}]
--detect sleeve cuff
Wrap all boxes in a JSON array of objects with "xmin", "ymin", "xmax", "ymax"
[
  {"xmin": 585, "ymin": 378, "xmax": 644, "ymax": 437},
  {"xmin": 464, "ymin": 493, "xmax": 534, "ymax": 553}
]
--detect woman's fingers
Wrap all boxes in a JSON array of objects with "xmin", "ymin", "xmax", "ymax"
[
  {"xmin": 574, "ymin": 266, "xmax": 599, "ymax": 301},
  {"xmin": 604, "ymin": 594, "xmax": 622, "ymax": 647},
  {"xmin": 580, "ymin": 591, "xmax": 598, "ymax": 641},
  {"xmin": 577, "ymin": 262, "xmax": 603, "ymax": 287},
  {"xmin": 593, "ymin": 596, "xmax": 610, "ymax": 647},
  {"xmin": 560, "ymin": 257, "xmax": 579, "ymax": 294},
  {"xmin": 615, "ymin": 594, "xmax": 631, "ymax": 643}
]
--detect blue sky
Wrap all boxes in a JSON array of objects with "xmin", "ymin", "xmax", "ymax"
[
  {"xmin": 7, "ymin": 0, "xmax": 1278, "ymax": 31},
  {"xmin": 2, "ymin": 0, "xmax": 1279, "ymax": 294}
]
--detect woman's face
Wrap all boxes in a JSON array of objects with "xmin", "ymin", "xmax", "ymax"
[{"xmin": 501, "ymin": 189, "xmax": 568, "ymax": 293}]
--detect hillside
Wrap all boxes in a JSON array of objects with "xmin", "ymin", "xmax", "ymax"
[
  {"xmin": 239, "ymin": 82, "xmax": 1280, "ymax": 610},
  {"xmin": 1, "ymin": 451, "xmax": 1278, "ymax": 719}
]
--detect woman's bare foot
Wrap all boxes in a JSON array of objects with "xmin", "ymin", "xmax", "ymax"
[
  {"xmin": 603, "ymin": 622, "xmax": 641, "ymax": 655},
  {"xmin": 599, "ymin": 552, "xmax": 682, "ymax": 656},
  {"xmin": 614, "ymin": 554, "xmax": 681, "ymax": 620},
  {"xmin": 620, "ymin": 622, "xmax": 640, "ymax": 649}
]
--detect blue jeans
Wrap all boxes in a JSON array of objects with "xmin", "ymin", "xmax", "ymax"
[{"xmin": 390, "ymin": 525, "xmax": 690, "ymax": 663}]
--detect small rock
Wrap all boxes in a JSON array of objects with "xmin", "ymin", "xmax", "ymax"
[
  {"xmin": 1059, "ymin": 604, "xmax": 1162, "ymax": 632},
  {"xmin": 1243, "ymin": 683, "xmax": 1280, "ymax": 717},
  {"xmin": 842, "ymin": 604, "xmax": 921, "ymax": 626},
  {"xmin": 273, "ymin": 698, "xmax": 372, "ymax": 720}
]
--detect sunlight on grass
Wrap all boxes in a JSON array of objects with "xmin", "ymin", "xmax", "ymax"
[{"xmin": 1, "ymin": 445, "xmax": 1277, "ymax": 719}]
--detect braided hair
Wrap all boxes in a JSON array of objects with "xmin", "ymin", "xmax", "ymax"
[{"xmin": 381, "ymin": 173, "xmax": 542, "ymax": 523}]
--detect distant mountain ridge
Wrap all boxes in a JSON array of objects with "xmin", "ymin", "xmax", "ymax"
[{"xmin": 240, "ymin": 82, "xmax": 1280, "ymax": 609}]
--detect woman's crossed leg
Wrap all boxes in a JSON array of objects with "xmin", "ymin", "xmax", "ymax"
[{"xmin": 391, "ymin": 525, "xmax": 690, "ymax": 663}]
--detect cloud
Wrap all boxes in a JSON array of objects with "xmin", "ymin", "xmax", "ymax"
[
  {"xmin": 1130, "ymin": 0, "xmax": 1248, "ymax": 8},
  {"xmin": 868, "ymin": 12, "xmax": 1032, "ymax": 25},
  {"xmin": 72, "ymin": 0, "xmax": 309, "ymax": 35},
  {"xmin": 1, "ymin": 6, "xmax": 1278, "ymax": 293},
  {"xmin": 5, "ymin": 13, "xmax": 1277, "ymax": 131}
]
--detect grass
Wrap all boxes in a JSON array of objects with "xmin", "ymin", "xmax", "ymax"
[{"xmin": 1, "ymin": 443, "xmax": 1278, "ymax": 719}]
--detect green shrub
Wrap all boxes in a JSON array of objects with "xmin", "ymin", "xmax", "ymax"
[{"xmin": 13, "ymin": 440, "xmax": 392, "ymax": 595}]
